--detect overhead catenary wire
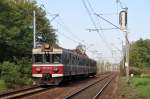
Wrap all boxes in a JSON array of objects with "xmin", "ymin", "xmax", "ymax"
[
  {"xmin": 38, "ymin": 1, "xmax": 90, "ymax": 45},
  {"xmin": 81, "ymin": 0, "xmax": 97, "ymax": 28},
  {"xmin": 94, "ymin": 13, "xmax": 120, "ymax": 29},
  {"xmin": 56, "ymin": 31, "xmax": 80, "ymax": 44},
  {"xmin": 56, "ymin": 16, "xmax": 86, "ymax": 43},
  {"xmin": 86, "ymin": 0, "xmax": 95, "ymax": 14},
  {"xmin": 36, "ymin": 2, "xmax": 79, "ymax": 45},
  {"xmin": 87, "ymin": 0, "xmax": 116, "ymax": 36},
  {"xmin": 38, "ymin": 0, "xmax": 120, "ymax": 60},
  {"xmin": 81, "ymin": 0, "xmax": 113, "ymax": 53},
  {"xmin": 82, "ymin": 0, "xmax": 124, "ymax": 63},
  {"xmin": 87, "ymin": 0, "xmax": 112, "ymax": 39},
  {"xmin": 117, "ymin": 0, "xmax": 124, "ymax": 9},
  {"xmin": 40, "ymin": 1, "xmax": 95, "ymax": 48},
  {"xmin": 116, "ymin": 0, "xmax": 127, "ymax": 9},
  {"xmin": 53, "ymin": 17, "xmax": 87, "ymax": 44}
]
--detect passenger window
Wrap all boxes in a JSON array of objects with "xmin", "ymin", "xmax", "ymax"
[{"xmin": 52, "ymin": 54, "xmax": 61, "ymax": 63}]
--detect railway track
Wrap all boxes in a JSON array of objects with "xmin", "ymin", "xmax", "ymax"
[
  {"xmin": 92, "ymin": 75, "xmax": 115, "ymax": 99},
  {"xmin": 63, "ymin": 73, "xmax": 116, "ymax": 99},
  {"xmin": 0, "ymin": 73, "xmax": 116, "ymax": 99},
  {"xmin": 0, "ymin": 85, "xmax": 53, "ymax": 99}
]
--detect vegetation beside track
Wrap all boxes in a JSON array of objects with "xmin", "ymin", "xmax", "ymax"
[
  {"xmin": 117, "ymin": 76, "xmax": 150, "ymax": 99},
  {"xmin": 0, "ymin": 61, "xmax": 32, "ymax": 90},
  {"xmin": 0, "ymin": 0, "xmax": 57, "ymax": 91},
  {"xmin": 130, "ymin": 76, "xmax": 150, "ymax": 99},
  {"xmin": 0, "ymin": 80, "xmax": 7, "ymax": 91},
  {"xmin": 129, "ymin": 39, "xmax": 150, "ymax": 68}
]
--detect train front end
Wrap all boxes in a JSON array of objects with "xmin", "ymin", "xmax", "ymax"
[{"xmin": 32, "ymin": 46, "xmax": 64, "ymax": 85}]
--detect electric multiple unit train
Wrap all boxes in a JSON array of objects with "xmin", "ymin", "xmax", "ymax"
[{"xmin": 32, "ymin": 44, "xmax": 97, "ymax": 85}]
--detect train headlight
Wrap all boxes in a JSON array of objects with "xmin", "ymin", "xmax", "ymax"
[
  {"xmin": 53, "ymin": 67, "xmax": 59, "ymax": 72},
  {"xmin": 36, "ymin": 67, "xmax": 41, "ymax": 72}
]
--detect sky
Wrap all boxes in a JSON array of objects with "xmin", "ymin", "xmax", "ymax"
[{"xmin": 36, "ymin": 0, "xmax": 150, "ymax": 63}]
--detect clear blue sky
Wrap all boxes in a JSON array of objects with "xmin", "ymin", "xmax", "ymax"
[{"xmin": 36, "ymin": 0, "xmax": 150, "ymax": 63}]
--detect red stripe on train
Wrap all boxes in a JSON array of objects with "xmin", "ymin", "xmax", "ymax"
[{"xmin": 32, "ymin": 66, "xmax": 64, "ymax": 74}]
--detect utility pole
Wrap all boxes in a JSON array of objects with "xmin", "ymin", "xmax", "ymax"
[
  {"xmin": 125, "ymin": 30, "xmax": 129, "ymax": 82},
  {"xmin": 124, "ymin": 8, "xmax": 129, "ymax": 83},
  {"xmin": 119, "ymin": 7, "xmax": 129, "ymax": 82},
  {"xmin": 33, "ymin": 10, "xmax": 36, "ymax": 48},
  {"xmin": 121, "ymin": 41, "xmax": 125, "ymax": 71}
]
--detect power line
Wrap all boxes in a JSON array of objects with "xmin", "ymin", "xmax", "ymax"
[
  {"xmin": 38, "ymin": 1, "xmax": 90, "ymax": 46},
  {"xmin": 56, "ymin": 31, "xmax": 80, "ymax": 44},
  {"xmin": 56, "ymin": 16, "xmax": 85, "ymax": 43},
  {"xmin": 81, "ymin": 0, "xmax": 113, "ymax": 53},
  {"xmin": 82, "ymin": 0, "xmax": 124, "ymax": 62},
  {"xmin": 95, "ymin": 13, "xmax": 120, "ymax": 29},
  {"xmin": 38, "ymin": 0, "xmax": 119, "ymax": 57},
  {"xmin": 118, "ymin": 0, "xmax": 124, "ymax": 9},
  {"xmin": 47, "ymin": 13, "xmax": 91, "ymax": 46},
  {"xmin": 40, "ymin": 1, "xmax": 91, "ymax": 46},
  {"xmin": 87, "ymin": 28, "xmax": 118, "ymax": 31},
  {"xmin": 81, "ymin": 0, "xmax": 97, "ymax": 28},
  {"xmin": 52, "ymin": 17, "xmax": 84, "ymax": 43},
  {"xmin": 116, "ymin": 0, "xmax": 127, "ymax": 9},
  {"xmin": 87, "ymin": 0, "xmax": 95, "ymax": 13}
]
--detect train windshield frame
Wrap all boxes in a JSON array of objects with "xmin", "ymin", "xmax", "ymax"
[
  {"xmin": 33, "ymin": 54, "xmax": 62, "ymax": 64},
  {"xmin": 33, "ymin": 54, "xmax": 43, "ymax": 63}
]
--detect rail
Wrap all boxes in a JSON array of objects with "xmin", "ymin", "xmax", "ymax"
[
  {"xmin": 63, "ymin": 73, "xmax": 114, "ymax": 99},
  {"xmin": 0, "ymin": 85, "xmax": 53, "ymax": 99},
  {"xmin": 93, "ymin": 74, "xmax": 115, "ymax": 99}
]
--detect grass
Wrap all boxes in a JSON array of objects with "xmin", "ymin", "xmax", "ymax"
[
  {"xmin": 117, "ymin": 77, "xmax": 144, "ymax": 99},
  {"xmin": 0, "ymin": 80, "xmax": 7, "ymax": 92},
  {"xmin": 118, "ymin": 75, "xmax": 150, "ymax": 99},
  {"xmin": 130, "ymin": 76, "xmax": 150, "ymax": 99},
  {"xmin": 118, "ymin": 76, "xmax": 150, "ymax": 99}
]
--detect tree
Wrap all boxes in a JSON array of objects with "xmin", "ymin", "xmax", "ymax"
[
  {"xmin": 129, "ymin": 38, "xmax": 150, "ymax": 68},
  {"xmin": 0, "ymin": 0, "xmax": 57, "ymax": 87},
  {"xmin": 0, "ymin": 0, "xmax": 57, "ymax": 62}
]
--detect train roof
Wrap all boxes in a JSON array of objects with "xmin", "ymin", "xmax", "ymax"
[{"xmin": 32, "ymin": 44, "xmax": 94, "ymax": 60}]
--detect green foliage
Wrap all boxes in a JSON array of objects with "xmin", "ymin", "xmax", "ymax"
[
  {"xmin": 130, "ymin": 67, "xmax": 142, "ymax": 75},
  {"xmin": 141, "ymin": 73, "xmax": 150, "ymax": 78},
  {"xmin": 0, "ymin": 0, "xmax": 57, "ymax": 62},
  {"xmin": 0, "ymin": 80, "xmax": 7, "ymax": 91},
  {"xmin": 0, "ymin": 62, "xmax": 20, "ymax": 87},
  {"xmin": 0, "ymin": 61, "xmax": 32, "ymax": 87},
  {"xmin": 117, "ymin": 77, "xmax": 144, "ymax": 99},
  {"xmin": 130, "ymin": 77, "xmax": 150, "ymax": 99},
  {"xmin": 0, "ymin": 0, "xmax": 57, "ymax": 88},
  {"xmin": 129, "ymin": 39, "xmax": 150, "ymax": 68}
]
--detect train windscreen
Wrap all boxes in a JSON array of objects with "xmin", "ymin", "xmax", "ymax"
[
  {"xmin": 44, "ymin": 54, "xmax": 51, "ymax": 63},
  {"xmin": 33, "ymin": 54, "xmax": 61, "ymax": 64},
  {"xmin": 33, "ymin": 54, "xmax": 43, "ymax": 63}
]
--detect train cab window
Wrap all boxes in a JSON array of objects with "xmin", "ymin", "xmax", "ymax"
[
  {"xmin": 52, "ymin": 54, "xmax": 61, "ymax": 63},
  {"xmin": 44, "ymin": 54, "xmax": 51, "ymax": 63},
  {"xmin": 34, "ymin": 54, "xmax": 43, "ymax": 63}
]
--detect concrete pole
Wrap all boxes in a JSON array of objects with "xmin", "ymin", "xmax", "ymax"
[
  {"xmin": 125, "ymin": 31, "xmax": 129, "ymax": 82},
  {"xmin": 33, "ymin": 10, "xmax": 36, "ymax": 48},
  {"xmin": 124, "ymin": 8, "xmax": 130, "ymax": 82}
]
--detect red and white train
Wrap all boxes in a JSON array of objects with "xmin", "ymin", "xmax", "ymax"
[{"xmin": 32, "ymin": 44, "xmax": 97, "ymax": 85}]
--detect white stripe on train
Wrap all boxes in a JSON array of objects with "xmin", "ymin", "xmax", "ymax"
[
  {"xmin": 32, "ymin": 64, "xmax": 63, "ymax": 66},
  {"xmin": 32, "ymin": 74, "xmax": 63, "ymax": 77}
]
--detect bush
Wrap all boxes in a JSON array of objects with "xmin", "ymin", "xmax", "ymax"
[
  {"xmin": 0, "ymin": 61, "xmax": 32, "ymax": 88},
  {"xmin": 130, "ymin": 67, "xmax": 142, "ymax": 75},
  {"xmin": 141, "ymin": 74, "xmax": 150, "ymax": 78},
  {"xmin": 0, "ymin": 62, "xmax": 20, "ymax": 87},
  {"xmin": 0, "ymin": 80, "xmax": 7, "ymax": 91}
]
